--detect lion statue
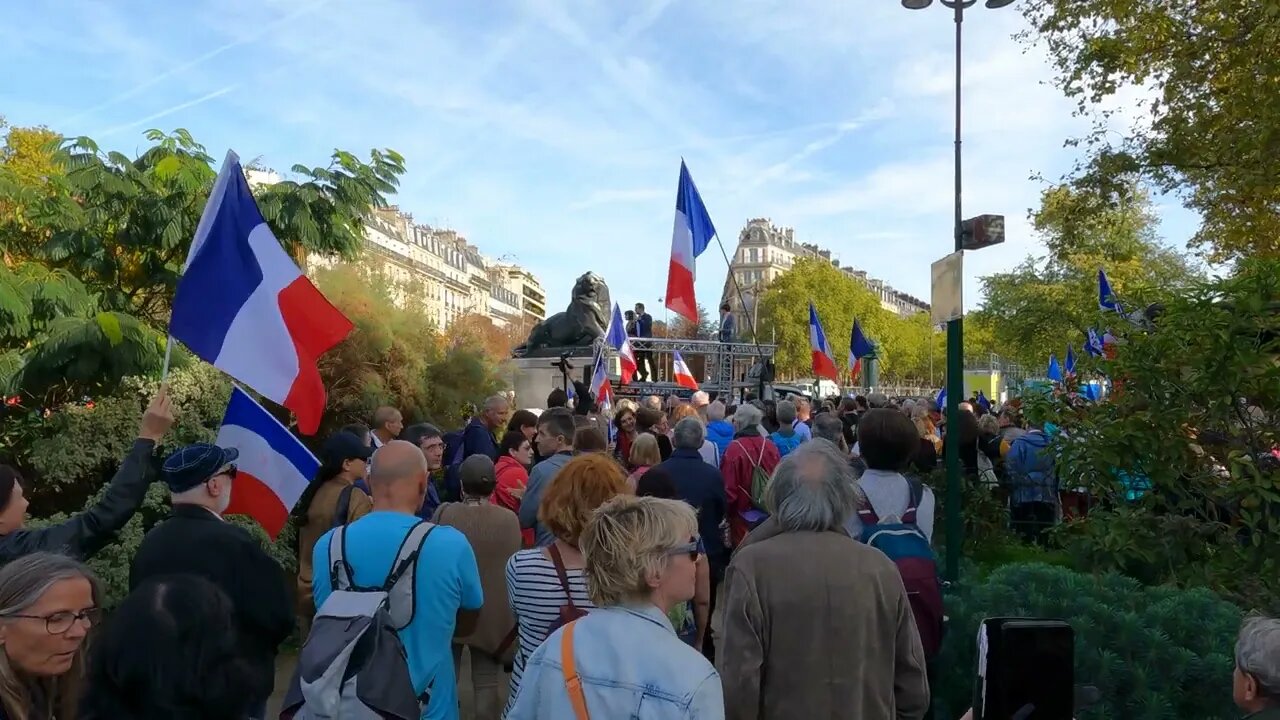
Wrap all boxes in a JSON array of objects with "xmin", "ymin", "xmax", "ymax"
[{"xmin": 513, "ymin": 272, "xmax": 611, "ymax": 356}]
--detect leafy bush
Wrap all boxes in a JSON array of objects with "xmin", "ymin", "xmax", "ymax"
[
  {"xmin": 936, "ymin": 563, "xmax": 1242, "ymax": 720},
  {"xmin": 1041, "ymin": 260, "xmax": 1280, "ymax": 613}
]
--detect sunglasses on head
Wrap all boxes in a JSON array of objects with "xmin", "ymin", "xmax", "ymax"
[{"xmin": 666, "ymin": 536, "xmax": 701, "ymax": 562}]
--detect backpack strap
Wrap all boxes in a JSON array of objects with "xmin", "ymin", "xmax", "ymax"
[
  {"xmin": 383, "ymin": 521, "xmax": 436, "ymax": 629},
  {"xmin": 561, "ymin": 621, "xmax": 590, "ymax": 720},
  {"xmin": 331, "ymin": 484, "xmax": 356, "ymax": 529},
  {"xmin": 548, "ymin": 544, "xmax": 578, "ymax": 613},
  {"xmin": 902, "ymin": 478, "xmax": 924, "ymax": 525},
  {"xmin": 854, "ymin": 487, "xmax": 880, "ymax": 526},
  {"xmin": 327, "ymin": 526, "xmax": 355, "ymax": 591}
]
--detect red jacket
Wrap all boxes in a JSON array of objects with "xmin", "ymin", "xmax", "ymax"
[
  {"xmin": 491, "ymin": 455, "xmax": 534, "ymax": 547},
  {"xmin": 721, "ymin": 434, "xmax": 781, "ymax": 546}
]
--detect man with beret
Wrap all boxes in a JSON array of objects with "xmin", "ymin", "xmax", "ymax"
[
  {"xmin": 130, "ymin": 441, "xmax": 294, "ymax": 719},
  {"xmin": 0, "ymin": 387, "xmax": 174, "ymax": 564}
]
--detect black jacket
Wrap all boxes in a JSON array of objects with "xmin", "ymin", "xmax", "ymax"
[
  {"xmin": 656, "ymin": 448, "xmax": 729, "ymax": 572},
  {"xmin": 129, "ymin": 504, "xmax": 293, "ymax": 698},
  {"xmin": 0, "ymin": 439, "xmax": 156, "ymax": 565}
]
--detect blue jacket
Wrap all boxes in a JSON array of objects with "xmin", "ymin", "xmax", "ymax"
[
  {"xmin": 706, "ymin": 420, "xmax": 735, "ymax": 460},
  {"xmin": 518, "ymin": 452, "xmax": 574, "ymax": 546},
  {"xmin": 462, "ymin": 417, "xmax": 500, "ymax": 462},
  {"xmin": 506, "ymin": 605, "xmax": 722, "ymax": 720},
  {"xmin": 1006, "ymin": 430, "xmax": 1057, "ymax": 506},
  {"xmin": 636, "ymin": 312, "xmax": 654, "ymax": 338},
  {"xmin": 657, "ymin": 449, "xmax": 729, "ymax": 570},
  {"xmin": 770, "ymin": 429, "xmax": 805, "ymax": 458}
]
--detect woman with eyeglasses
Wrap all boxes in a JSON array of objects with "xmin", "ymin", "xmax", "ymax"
[
  {"xmin": 79, "ymin": 574, "xmax": 260, "ymax": 720},
  {"xmin": 634, "ymin": 468, "xmax": 711, "ymax": 652},
  {"xmin": 0, "ymin": 552, "xmax": 102, "ymax": 720},
  {"xmin": 506, "ymin": 495, "xmax": 722, "ymax": 719}
]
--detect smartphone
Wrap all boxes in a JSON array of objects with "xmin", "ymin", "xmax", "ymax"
[{"xmin": 973, "ymin": 617, "xmax": 1074, "ymax": 720}]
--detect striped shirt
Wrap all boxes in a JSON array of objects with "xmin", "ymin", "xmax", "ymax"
[{"xmin": 504, "ymin": 548, "xmax": 595, "ymax": 715}]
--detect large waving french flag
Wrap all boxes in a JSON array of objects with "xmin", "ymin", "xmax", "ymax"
[
  {"xmin": 170, "ymin": 151, "xmax": 353, "ymax": 435},
  {"xmin": 809, "ymin": 303, "xmax": 840, "ymax": 382},
  {"xmin": 216, "ymin": 386, "xmax": 319, "ymax": 538},
  {"xmin": 605, "ymin": 303, "xmax": 637, "ymax": 384},
  {"xmin": 665, "ymin": 160, "xmax": 716, "ymax": 324}
]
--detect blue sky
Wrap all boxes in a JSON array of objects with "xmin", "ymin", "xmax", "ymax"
[{"xmin": 2, "ymin": 0, "xmax": 1198, "ymax": 315}]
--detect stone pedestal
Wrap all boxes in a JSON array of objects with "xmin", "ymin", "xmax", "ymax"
[{"xmin": 510, "ymin": 355, "xmax": 592, "ymax": 409}]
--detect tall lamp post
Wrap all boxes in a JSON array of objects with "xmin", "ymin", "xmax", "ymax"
[{"xmin": 902, "ymin": 0, "xmax": 1015, "ymax": 583}]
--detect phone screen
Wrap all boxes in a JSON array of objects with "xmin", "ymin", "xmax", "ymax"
[{"xmin": 978, "ymin": 619, "xmax": 1074, "ymax": 720}]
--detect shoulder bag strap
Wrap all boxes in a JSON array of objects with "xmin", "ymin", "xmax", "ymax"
[
  {"xmin": 548, "ymin": 544, "xmax": 577, "ymax": 611},
  {"xmin": 384, "ymin": 521, "xmax": 435, "ymax": 628},
  {"xmin": 331, "ymin": 484, "xmax": 355, "ymax": 529},
  {"xmin": 902, "ymin": 478, "xmax": 924, "ymax": 525},
  {"xmin": 561, "ymin": 621, "xmax": 590, "ymax": 720},
  {"xmin": 855, "ymin": 487, "xmax": 880, "ymax": 526},
  {"xmin": 328, "ymin": 526, "xmax": 353, "ymax": 590}
]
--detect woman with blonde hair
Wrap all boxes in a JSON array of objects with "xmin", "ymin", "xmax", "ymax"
[
  {"xmin": 626, "ymin": 433, "xmax": 662, "ymax": 490},
  {"xmin": 504, "ymin": 453, "xmax": 628, "ymax": 715},
  {"xmin": 0, "ymin": 552, "xmax": 101, "ymax": 720},
  {"xmin": 506, "ymin": 495, "xmax": 722, "ymax": 718}
]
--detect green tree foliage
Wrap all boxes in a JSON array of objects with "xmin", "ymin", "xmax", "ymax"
[
  {"xmin": 1022, "ymin": 0, "xmax": 1280, "ymax": 264},
  {"xmin": 0, "ymin": 124, "xmax": 406, "ymax": 404},
  {"xmin": 1040, "ymin": 259, "xmax": 1280, "ymax": 613},
  {"xmin": 756, "ymin": 258, "xmax": 961, "ymax": 384},
  {"xmin": 936, "ymin": 563, "xmax": 1242, "ymax": 720},
  {"xmin": 670, "ymin": 303, "xmax": 714, "ymax": 340},
  {"xmin": 313, "ymin": 259, "xmax": 506, "ymax": 432},
  {"xmin": 973, "ymin": 181, "xmax": 1194, "ymax": 369}
]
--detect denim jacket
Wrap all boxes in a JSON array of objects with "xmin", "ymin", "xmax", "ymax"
[{"xmin": 505, "ymin": 604, "xmax": 724, "ymax": 720}]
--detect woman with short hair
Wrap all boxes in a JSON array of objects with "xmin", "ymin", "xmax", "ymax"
[
  {"xmin": 626, "ymin": 433, "xmax": 662, "ymax": 490},
  {"xmin": 506, "ymin": 495, "xmax": 722, "ymax": 719},
  {"xmin": 493, "ymin": 430, "xmax": 535, "ymax": 547},
  {"xmin": 504, "ymin": 454, "xmax": 628, "ymax": 715},
  {"xmin": 79, "ymin": 574, "xmax": 259, "ymax": 720},
  {"xmin": 0, "ymin": 552, "xmax": 101, "ymax": 720}
]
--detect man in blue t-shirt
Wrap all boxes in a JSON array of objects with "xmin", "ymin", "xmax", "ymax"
[{"xmin": 313, "ymin": 440, "xmax": 483, "ymax": 720}]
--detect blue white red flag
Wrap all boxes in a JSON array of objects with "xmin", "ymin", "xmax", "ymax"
[
  {"xmin": 664, "ymin": 160, "xmax": 716, "ymax": 323},
  {"xmin": 216, "ymin": 386, "xmax": 319, "ymax": 538},
  {"xmin": 170, "ymin": 151, "xmax": 353, "ymax": 434},
  {"xmin": 1098, "ymin": 268, "xmax": 1123, "ymax": 314},
  {"xmin": 849, "ymin": 319, "xmax": 873, "ymax": 381},
  {"xmin": 672, "ymin": 351, "xmax": 699, "ymax": 391},
  {"xmin": 808, "ymin": 303, "xmax": 839, "ymax": 382},
  {"xmin": 605, "ymin": 303, "xmax": 637, "ymax": 384}
]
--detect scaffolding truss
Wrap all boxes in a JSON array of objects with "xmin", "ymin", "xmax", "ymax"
[{"xmin": 588, "ymin": 337, "xmax": 776, "ymax": 399}]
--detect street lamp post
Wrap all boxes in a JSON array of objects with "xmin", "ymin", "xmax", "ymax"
[{"xmin": 902, "ymin": 0, "xmax": 1015, "ymax": 583}]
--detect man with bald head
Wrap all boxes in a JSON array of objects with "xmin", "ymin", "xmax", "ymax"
[{"xmin": 312, "ymin": 440, "xmax": 483, "ymax": 720}]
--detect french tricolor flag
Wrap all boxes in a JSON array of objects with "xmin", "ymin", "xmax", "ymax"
[
  {"xmin": 672, "ymin": 351, "xmax": 699, "ymax": 391},
  {"xmin": 665, "ymin": 160, "xmax": 716, "ymax": 324},
  {"xmin": 809, "ymin": 303, "xmax": 839, "ymax": 382},
  {"xmin": 849, "ymin": 319, "xmax": 873, "ymax": 382},
  {"xmin": 216, "ymin": 386, "xmax": 319, "ymax": 538},
  {"xmin": 170, "ymin": 151, "xmax": 353, "ymax": 435},
  {"xmin": 605, "ymin": 303, "xmax": 637, "ymax": 384}
]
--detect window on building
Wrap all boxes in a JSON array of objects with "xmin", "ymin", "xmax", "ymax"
[{"xmin": 749, "ymin": 248, "xmax": 758, "ymax": 263}]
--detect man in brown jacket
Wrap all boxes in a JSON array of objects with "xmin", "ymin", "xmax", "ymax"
[{"xmin": 718, "ymin": 441, "xmax": 930, "ymax": 720}]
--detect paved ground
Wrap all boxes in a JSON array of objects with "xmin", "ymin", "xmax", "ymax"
[{"xmin": 269, "ymin": 650, "xmax": 511, "ymax": 719}]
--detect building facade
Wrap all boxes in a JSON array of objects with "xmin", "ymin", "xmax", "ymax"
[
  {"xmin": 719, "ymin": 218, "xmax": 930, "ymax": 337},
  {"xmin": 309, "ymin": 206, "xmax": 545, "ymax": 331}
]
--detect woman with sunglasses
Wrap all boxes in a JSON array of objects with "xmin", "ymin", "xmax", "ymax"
[
  {"xmin": 634, "ymin": 468, "xmax": 712, "ymax": 651},
  {"xmin": 506, "ymin": 495, "xmax": 722, "ymax": 719},
  {"xmin": 0, "ymin": 552, "xmax": 102, "ymax": 720},
  {"xmin": 130, "ymin": 443, "xmax": 294, "ymax": 720}
]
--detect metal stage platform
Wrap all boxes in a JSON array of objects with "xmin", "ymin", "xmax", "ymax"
[{"xmin": 588, "ymin": 337, "xmax": 776, "ymax": 401}]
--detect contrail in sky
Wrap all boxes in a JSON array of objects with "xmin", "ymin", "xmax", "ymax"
[{"xmin": 96, "ymin": 84, "xmax": 239, "ymax": 137}]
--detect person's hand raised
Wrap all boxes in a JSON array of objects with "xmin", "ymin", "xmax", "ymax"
[{"xmin": 138, "ymin": 385, "xmax": 176, "ymax": 442}]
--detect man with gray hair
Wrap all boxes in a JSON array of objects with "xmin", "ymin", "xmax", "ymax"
[
  {"xmin": 705, "ymin": 400, "xmax": 734, "ymax": 459},
  {"xmin": 721, "ymin": 403, "xmax": 780, "ymax": 546},
  {"xmin": 1235, "ymin": 615, "xmax": 1280, "ymax": 717},
  {"xmin": 718, "ymin": 441, "xmax": 929, "ymax": 720},
  {"xmin": 643, "ymin": 395, "xmax": 663, "ymax": 411},
  {"xmin": 812, "ymin": 413, "xmax": 847, "ymax": 452},
  {"xmin": 657, "ymin": 417, "xmax": 729, "ymax": 662},
  {"xmin": 769, "ymin": 400, "xmax": 804, "ymax": 458},
  {"xmin": 462, "ymin": 395, "xmax": 510, "ymax": 464}
]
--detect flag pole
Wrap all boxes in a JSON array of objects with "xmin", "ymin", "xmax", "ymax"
[{"xmin": 160, "ymin": 334, "xmax": 174, "ymax": 381}]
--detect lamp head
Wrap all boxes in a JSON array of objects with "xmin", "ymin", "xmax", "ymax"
[
  {"xmin": 902, "ymin": 0, "xmax": 933, "ymax": 8},
  {"xmin": 985, "ymin": 0, "xmax": 1016, "ymax": 7}
]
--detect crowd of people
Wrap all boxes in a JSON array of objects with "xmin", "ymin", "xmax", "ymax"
[{"xmin": 0, "ymin": 385, "xmax": 1276, "ymax": 720}]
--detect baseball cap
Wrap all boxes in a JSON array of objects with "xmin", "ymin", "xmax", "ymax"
[
  {"xmin": 322, "ymin": 431, "xmax": 374, "ymax": 466},
  {"xmin": 459, "ymin": 454, "xmax": 496, "ymax": 494},
  {"xmin": 162, "ymin": 443, "xmax": 240, "ymax": 493}
]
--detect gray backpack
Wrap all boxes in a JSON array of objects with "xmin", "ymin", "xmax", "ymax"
[{"xmin": 280, "ymin": 521, "xmax": 435, "ymax": 720}]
